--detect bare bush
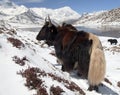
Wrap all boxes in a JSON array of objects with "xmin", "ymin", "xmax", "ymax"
[
  {"xmin": 13, "ymin": 56, "xmax": 28, "ymax": 66},
  {"xmin": 7, "ymin": 37, "xmax": 25, "ymax": 49},
  {"xmin": 104, "ymin": 78, "xmax": 112, "ymax": 85},
  {"xmin": 117, "ymin": 81, "xmax": 120, "ymax": 88},
  {"xmin": 50, "ymin": 86, "xmax": 64, "ymax": 95},
  {"xmin": 18, "ymin": 67, "xmax": 85, "ymax": 95}
]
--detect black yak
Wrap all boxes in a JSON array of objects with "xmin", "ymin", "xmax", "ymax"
[
  {"xmin": 36, "ymin": 16, "xmax": 106, "ymax": 92},
  {"xmin": 108, "ymin": 39, "xmax": 118, "ymax": 45}
]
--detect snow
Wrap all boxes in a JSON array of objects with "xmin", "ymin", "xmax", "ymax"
[{"xmin": 0, "ymin": 20, "xmax": 120, "ymax": 95}]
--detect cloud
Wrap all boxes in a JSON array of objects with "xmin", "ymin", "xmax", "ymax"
[{"xmin": 13, "ymin": 0, "xmax": 44, "ymax": 4}]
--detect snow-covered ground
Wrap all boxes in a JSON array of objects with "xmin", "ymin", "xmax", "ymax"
[{"xmin": 0, "ymin": 22, "xmax": 120, "ymax": 95}]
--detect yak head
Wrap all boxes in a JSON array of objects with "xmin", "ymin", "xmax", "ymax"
[{"xmin": 36, "ymin": 16, "xmax": 58, "ymax": 45}]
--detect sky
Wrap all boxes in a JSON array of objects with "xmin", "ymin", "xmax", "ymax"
[{"xmin": 3, "ymin": 0, "xmax": 120, "ymax": 14}]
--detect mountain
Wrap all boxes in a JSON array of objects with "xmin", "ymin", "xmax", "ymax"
[
  {"xmin": 1, "ymin": 1, "xmax": 120, "ymax": 26},
  {"xmin": 0, "ymin": 0, "xmax": 17, "ymax": 8},
  {"xmin": 8, "ymin": 6, "xmax": 80, "ymax": 25},
  {"xmin": 75, "ymin": 8, "xmax": 120, "ymax": 26},
  {"xmin": 9, "ymin": 9, "xmax": 43, "ymax": 24},
  {"xmin": 31, "ymin": 6, "xmax": 80, "ymax": 24},
  {"xmin": 0, "ymin": 1, "xmax": 81, "ymax": 25}
]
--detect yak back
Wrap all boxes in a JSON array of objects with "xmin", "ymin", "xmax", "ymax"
[{"xmin": 54, "ymin": 27, "xmax": 93, "ymax": 76}]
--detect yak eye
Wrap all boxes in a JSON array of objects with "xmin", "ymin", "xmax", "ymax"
[{"xmin": 51, "ymin": 29, "xmax": 53, "ymax": 32}]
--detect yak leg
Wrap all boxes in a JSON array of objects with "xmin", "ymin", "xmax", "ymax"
[{"xmin": 88, "ymin": 85, "xmax": 99, "ymax": 92}]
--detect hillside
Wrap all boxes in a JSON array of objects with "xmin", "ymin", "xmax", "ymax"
[
  {"xmin": 0, "ymin": 21, "xmax": 85, "ymax": 95},
  {"xmin": 0, "ymin": 20, "xmax": 120, "ymax": 95},
  {"xmin": 75, "ymin": 8, "xmax": 120, "ymax": 26}
]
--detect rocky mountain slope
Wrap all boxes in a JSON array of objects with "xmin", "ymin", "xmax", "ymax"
[{"xmin": 75, "ymin": 8, "xmax": 120, "ymax": 26}]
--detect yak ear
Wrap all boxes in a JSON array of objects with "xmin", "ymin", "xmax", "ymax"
[{"xmin": 48, "ymin": 15, "xmax": 52, "ymax": 27}]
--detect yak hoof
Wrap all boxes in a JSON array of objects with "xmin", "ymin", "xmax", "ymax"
[
  {"xmin": 88, "ymin": 85, "xmax": 99, "ymax": 92},
  {"xmin": 61, "ymin": 65, "xmax": 65, "ymax": 71}
]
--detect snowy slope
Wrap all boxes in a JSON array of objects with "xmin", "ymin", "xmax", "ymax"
[
  {"xmin": 0, "ymin": 21, "xmax": 120, "ymax": 95},
  {"xmin": 0, "ymin": 22, "xmax": 85, "ymax": 95}
]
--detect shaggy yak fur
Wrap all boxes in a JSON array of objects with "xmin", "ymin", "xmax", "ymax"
[
  {"xmin": 36, "ymin": 17, "xmax": 106, "ymax": 92},
  {"xmin": 108, "ymin": 39, "xmax": 118, "ymax": 45}
]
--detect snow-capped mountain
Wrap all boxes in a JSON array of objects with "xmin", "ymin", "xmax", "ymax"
[
  {"xmin": 0, "ymin": 0, "xmax": 28, "ymax": 21},
  {"xmin": 0, "ymin": 0, "xmax": 17, "ymax": 8},
  {"xmin": 8, "ymin": 6, "xmax": 80, "ymax": 25},
  {"xmin": 0, "ymin": 1, "xmax": 80, "ymax": 25},
  {"xmin": 1, "ymin": 0, "xmax": 120, "ymax": 26},
  {"xmin": 0, "ymin": 5, "xmax": 27, "ymax": 16},
  {"xmin": 9, "ymin": 9, "xmax": 43, "ymax": 24},
  {"xmin": 76, "ymin": 8, "xmax": 120, "ymax": 26},
  {"xmin": 31, "ymin": 6, "xmax": 80, "ymax": 24}
]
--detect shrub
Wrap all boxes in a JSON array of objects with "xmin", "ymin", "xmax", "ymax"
[
  {"xmin": 117, "ymin": 81, "xmax": 120, "ymax": 88},
  {"xmin": 104, "ymin": 78, "xmax": 112, "ymax": 85},
  {"xmin": 13, "ymin": 56, "xmax": 28, "ymax": 66},
  {"xmin": 7, "ymin": 37, "xmax": 25, "ymax": 49},
  {"xmin": 50, "ymin": 86, "xmax": 64, "ymax": 95},
  {"xmin": 18, "ymin": 67, "xmax": 85, "ymax": 95}
]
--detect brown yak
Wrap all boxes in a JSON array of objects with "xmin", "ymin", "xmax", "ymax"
[{"xmin": 36, "ymin": 16, "xmax": 106, "ymax": 92}]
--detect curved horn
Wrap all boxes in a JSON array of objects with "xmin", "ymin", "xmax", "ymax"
[
  {"xmin": 45, "ymin": 17, "xmax": 47, "ymax": 22},
  {"xmin": 48, "ymin": 15, "xmax": 52, "ymax": 27}
]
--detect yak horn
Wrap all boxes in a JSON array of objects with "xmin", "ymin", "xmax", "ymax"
[
  {"xmin": 45, "ymin": 17, "xmax": 47, "ymax": 23},
  {"xmin": 48, "ymin": 15, "xmax": 52, "ymax": 26}
]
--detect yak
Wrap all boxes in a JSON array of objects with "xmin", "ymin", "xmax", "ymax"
[
  {"xmin": 36, "ymin": 16, "xmax": 106, "ymax": 92},
  {"xmin": 108, "ymin": 39, "xmax": 118, "ymax": 45}
]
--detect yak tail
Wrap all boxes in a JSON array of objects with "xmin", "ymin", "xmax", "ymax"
[{"xmin": 88, "ymin": 48, "xmax": 106, "ymax": 86}]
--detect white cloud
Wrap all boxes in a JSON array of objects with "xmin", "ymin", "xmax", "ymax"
[{"xmin": 15, "ymin": 0, "xmax": 44, "ymax": 3}]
